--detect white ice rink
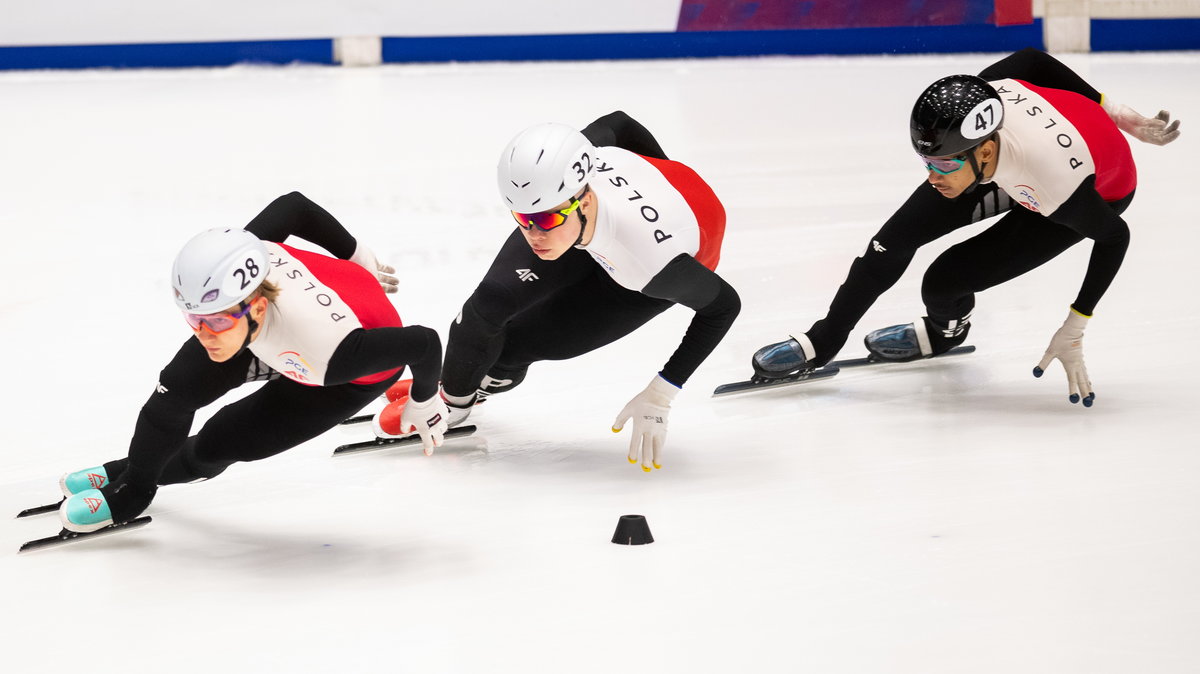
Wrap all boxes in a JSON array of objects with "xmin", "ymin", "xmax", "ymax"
[{"xmin": 2, "ymin": 51, "xmax": 1198, "ymax": 673}]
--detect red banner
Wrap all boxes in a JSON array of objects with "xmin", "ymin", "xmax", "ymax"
[{"xmin": 678, "ymin": 0, "xmax": 1033, "ymax": 31}]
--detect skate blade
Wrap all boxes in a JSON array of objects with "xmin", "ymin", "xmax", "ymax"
[
  {"xmin": 18, "ymin": 516, "xmax": 153, "ymax": 554},
  {"xmin": 713, "ymin": 366, "xmax": 840, "ymax": 397},
  {"xmin": 332, "ymin": 425, "xmax": 478, "ymax": 456},
  {"xmin": 839, "ymin": 344, "xmax": 976, "ymax": 369},
  {"xmin": 16, "ymin": 497, "xmax": 65, "ymax": 519}
]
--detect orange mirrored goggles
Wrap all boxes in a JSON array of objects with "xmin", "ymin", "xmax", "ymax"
[{"xmin": 510, "ymin": 192, "xmax": 585, "ymax": 232}]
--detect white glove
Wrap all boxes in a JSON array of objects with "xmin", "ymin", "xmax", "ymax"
[
  {"xmin": 1103, "ymin": 97, "xmax": 1181, "ymax": 146},
  {"xmin": 349, "ymin": 241, "xmax": 399, "ymax": 293},
  {"xmin": 1033, "ymin": 308, "xmax": 1094, "ymax": 407},
  {"xmin": 612, "ymin": 375, "xmax": 679, "ymax": 472},
  {"xmin": 399, "ymin": 394, "xmax": 450, "ymax": 455}
]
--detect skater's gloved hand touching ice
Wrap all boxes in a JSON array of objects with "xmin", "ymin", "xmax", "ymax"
[
  {"xmin": 349, "ymin": 241, "xmax": 399, "ymax": 294},
  {"xmin": 1103, "ymin": 97, "xmax": 1181, "ymax": 146},
  {"xmin": 1033, "ymin": 308, "xmax": 1094, "ymax": 407},
  {"xmin": 400, "ymin": 393, "xmax": 450, "ymax": 455},
  {"xmin": 613, "ymin": 375, "xmax": 679, "ymax": 471}
]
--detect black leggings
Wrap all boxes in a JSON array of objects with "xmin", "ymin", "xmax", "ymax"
[
  {"xmin": 807, "ymin": 181, "xmax": 1132, "ymax": 362},
  {"xmin": 115, "ymin": 338, "xmax": 396, "ymax": 488},
  {"xmin": 442, "ymin": 230, "xmax": 672, "ymax": 397}
]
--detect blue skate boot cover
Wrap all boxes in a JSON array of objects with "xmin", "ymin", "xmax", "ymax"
[
  {"xmin": 60, "ymin": 488, "xmax": 115, "ymax": 533},
  {"xmin": 59, "ymin": 466, "xmax": 109, "ymax": 497}
]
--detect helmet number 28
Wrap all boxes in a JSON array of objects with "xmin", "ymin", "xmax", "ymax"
[{"xmin": 232, "ymin": 257, "xmax": 261, "ymax": 290}]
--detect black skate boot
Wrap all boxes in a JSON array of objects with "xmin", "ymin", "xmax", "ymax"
[
  {"xmin": 864, "ymin": 315, "xmax": 970, "ymax": 362},
  {"xmin": 752, "ymin": 334, "xmax": 818, "ymax": 380}
]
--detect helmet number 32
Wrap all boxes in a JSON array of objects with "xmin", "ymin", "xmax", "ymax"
[
  {"xmin": 232, "ymin": 257, "xmax": 261, "ymax": 290},
  {"xmin": 962, "ymin": 99, "xmax": 1001, "ymax": 140},
  {"xmin": 572, "ymin": 152, "xmax": 593, "ymax": 181}
]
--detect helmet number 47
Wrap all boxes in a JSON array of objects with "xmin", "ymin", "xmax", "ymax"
[
  {"xmin": 975, "ymin": 103, "xmax": 996, "ymax": 131},
  {"xmin": 962, "ymin": 98, "xmax": 1001, "ymax": 140}
]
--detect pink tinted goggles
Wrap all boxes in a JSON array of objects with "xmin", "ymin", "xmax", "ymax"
[{"xmin": 183, "ymin": 303, "xmax": 253, "ymax": 334}]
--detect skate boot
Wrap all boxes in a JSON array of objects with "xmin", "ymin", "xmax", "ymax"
[
  {"xmin": 423, "ymin": 368, "xmax": 526, "ymax": 433},
  {"xmin": 60, "ymin": 488, "xmax": 114, "ymax": 533},
  {"xmin": 752, "ymin": 334, "xmax": 818, "ymax": 380},
  {"xmin": 439, "ymin": 390, "xmax": 480, "ymax": 428},
  {"xmin": 864, "ymin": 315, "xmax": 970, "ymax": 362},
  {"xmin": 864, "ymin": 320, "xmax": 931, "ymax": 362},
  {"xmin": 60, "ymin": 480, "xmax": 156, "ymax": 533},
  {"xmin": 59, "ymin": 465, "xmax": 111, "ymax": 497},
  {"xmin": 444, "ymin": 395, "xmax": 476, "ymax": 427},
  {"xmin": 381, "ymin": 377, "xmax": 488, "ymax": 434},
  {"xmin": 373, "ymin": 393, "xmax": 412, "ymax": 438}
]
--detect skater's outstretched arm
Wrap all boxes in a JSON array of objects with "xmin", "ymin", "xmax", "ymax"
[
  {"xmin": 582, "ymin": 111, "xmax": 669, "ymax": 160},
  {"xmin": 980, "ymin": 48, "xmax": 1180, "ymax": 145},
  {"xmin": 611, "ymin": 254, "xmax": 739, "ymax": 472},
  {"xmin": 979, "ymin": 48, "xmax": 1101, "ymax": 101},
  {"xmin": 1030, "ymin": 178, "xmax": 1133, "ymax": 408},
  {"xmin": 245, "ymin": 191, "xmax": 399, "ymax": 292},
  {"xmin": 1049, "ymin": 177, "xmax": 1132, "ymax": 318},
  {"xmin": 326, "ymin": 325, "xmax": 442, "ymax": 402},
  {"xmin": 246, "ymin": 191, "xmax": 356, "ymax": 254},
  {"xmin": 641, "ymin": 253, "xmax": 741, "ymax": 387}
]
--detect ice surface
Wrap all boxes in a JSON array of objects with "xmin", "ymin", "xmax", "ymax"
[{"xmin": 2, "ymin": 52, "xmax": 1198, "ymax": 673}]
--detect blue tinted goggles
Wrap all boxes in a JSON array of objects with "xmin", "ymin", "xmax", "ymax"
[{"xmin": 920, "ymin": 154, "xmax": 967, "ymax": 175}]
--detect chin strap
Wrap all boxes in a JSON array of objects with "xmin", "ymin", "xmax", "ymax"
[
  {"xmin": 233, "ymin": 300, "xmax": 259, "ymax": 358},
  {"xmin": 572, "ymin": 209, "xmax": 589, "ymax": 248},
  {"xmin": 572, "ymin": 185, "xmax": 591, "ymax": 249},
  {"xmin": 955, "ymin": 135, "xmax": 999, "ymax": 199}
]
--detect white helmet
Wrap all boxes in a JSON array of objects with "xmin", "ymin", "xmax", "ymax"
[
  {"xmin": 497, "ymin": 122, "xmax": 597, "ymax": 213},
  {"xmin": 172, "ymin": 228, "xmax": 269, "ymax": 314}
]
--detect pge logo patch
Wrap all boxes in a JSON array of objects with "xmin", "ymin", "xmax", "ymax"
[
  {"xmin": 278, "ymin": 350, "xmax": 313, "ymax": 382},
  {"xmin": 590, "ymin": 251, "xmax": 616, "ymax": 273},
  {"xmin": 1014, "ymin": 185, "xmax": 1041, "ymax": 213}
]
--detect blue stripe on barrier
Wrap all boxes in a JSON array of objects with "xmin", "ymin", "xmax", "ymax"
[
  {"xmin": 0, "ymin": 39, "xmax": 333, "ymax": 70},
  {"xmin": 382, "ymin": 22, "xmax": 1044, "ymax": 63},
  {"xmin": 0, "ymin": 20, "xmax": 1060, "ymax": 71},
  {"xmin": 1091, "ymin": 18, "xmax": 1200, "ymax": 51}
]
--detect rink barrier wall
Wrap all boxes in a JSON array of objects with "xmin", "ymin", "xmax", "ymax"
[
  {"xmin": 1089, "ymin": 17, "xmax": 1200, "ymax": 51},
  {"xmin": 1, "ymin": 20, "xmax": 1198, "ymax": 70},
  {"xmin": 0, "ymin": 39, "xmax": 334, "ymax": 70},
  {"xmin": 380, "ymin": 23, "xmax": 1044, "ymax": 63},
  {"xmin": 0, "ymin": 24, "xmax": 1043, "ymax": 71}
]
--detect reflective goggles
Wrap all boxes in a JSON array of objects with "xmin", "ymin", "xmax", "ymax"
[
  {"xmin": 919, "ymin": 154, "xmax": 967, "ymax": 175},
  {"xmin": 183, "ymin": 302, "xmax": 254, "ymax": 334},
  {"xmin": 510, "ymin": 190, "xmax": 586, "ymax": 232}
]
